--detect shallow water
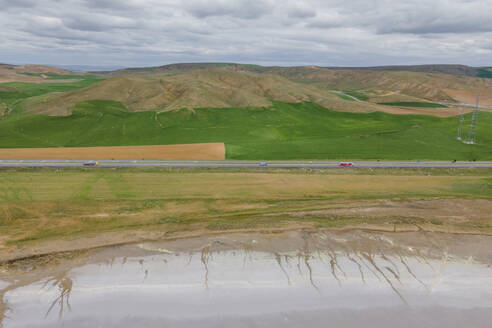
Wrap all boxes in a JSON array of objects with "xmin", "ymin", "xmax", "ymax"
[{"xmin": 3, "ymin": 231, "xmax": 492, "ymax": 327}]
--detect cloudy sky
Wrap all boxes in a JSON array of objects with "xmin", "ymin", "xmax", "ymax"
[{"xmin": 1, "ymin": 0, "xmax": 492, "ymax": 68}]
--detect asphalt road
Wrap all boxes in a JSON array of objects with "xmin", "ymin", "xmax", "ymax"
[{"xmin": 1, "ymin": 159, "xmax": 492, "ymax": 168}]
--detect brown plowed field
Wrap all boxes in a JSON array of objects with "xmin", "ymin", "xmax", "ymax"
[{"xmin": 0, "ymin": 143, "xmax": 225, "ymax": 160}]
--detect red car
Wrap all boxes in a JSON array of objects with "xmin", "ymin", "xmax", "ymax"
[{"xmin": 339, "ymin": 162, "xmax": 353, "ymax": 167}]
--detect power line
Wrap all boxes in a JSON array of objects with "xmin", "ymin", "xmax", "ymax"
[
  {"xmin": 456, "ymin": 106, "xmax": 465, "ymax": 140},
  {"xmin": 464, "ymin": 92, "xmax": 480, "ymax": 145}
]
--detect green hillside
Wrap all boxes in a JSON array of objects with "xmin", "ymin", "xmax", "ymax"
[
  {"xmin": 0, "ymin": 74, "xmax": 103, "ymax": 117},
  {"xmin": 0, "ymin": 100, "xmax": 490, "ymax": 160},
  {"xmin": 477, "ymin": 67, "xmax": 492, "ymax": 79}
]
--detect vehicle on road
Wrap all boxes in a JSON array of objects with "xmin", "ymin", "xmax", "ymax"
[
  {"xmin": 83, "ymin": 161, "xmax": 99, "ymax": 167},
  {"xmin": 339, "ymin": 162, "xmax": 353, "ymax": 167},
  {"xmin": 260, "ymin": 161, "xmax": 268, "ymax": 167}
]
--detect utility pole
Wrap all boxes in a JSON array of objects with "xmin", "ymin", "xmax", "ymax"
[
  {"xmin": 457, "ymin": 106, "xmax": 465, "ymax": 140},
  {"xmin": 464, "ymin": 92, "xmax": 480, "ymax": 145}
]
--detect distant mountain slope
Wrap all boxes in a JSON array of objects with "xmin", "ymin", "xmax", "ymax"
[
  {"xmin": 106, "ymin": 63, "xmax": 491, "ymax": 79},
  {"xmin": 21, "ymin": 63, "xmax": 492, "ymax": 116},
  {"xmin": 331, "ymin": 64, "xmax": 478, "ymax": 77},
  {"xmin": 101, "ymin": 63, "xmax": 266, "ymax": 76},
  {"xmin": 16, "ymin": 64, "xmax": 72, "ymax": 75},
  {"xmin": 477, "ymin": 67, "xmax": 492, "ymax": 78},
  {"xmin": 28, "ymin": 69, "xmax": 376, "ymax": 115},
  {"xmin": 105, "ymin": 63, "xmax": 492, "ymax": 101},
  {"xmin": 265, "ymin": 67, "xmax": 492, "ymax": 106},
  {"xmin": 4, "ymin": 62, "xmax": 492, "ymax": 118},
  {"xmin": 0, "ymin": 64, "xmax": 75, "ymax": 83},
  {"xmin": 57, "ymin": 65, "xmax": 125, "ymax": 72}
]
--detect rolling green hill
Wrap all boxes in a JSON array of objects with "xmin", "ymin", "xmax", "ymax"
[
  {"xmin": 1, "ymin": 63, "xmax": 491, "ymax": 161},
  {"xmin": 22, "ymin": 69, "xmax": 342, "ymax": 115},
  {"xmin": 4, "ymin": 63, "xmax": 492, "ymax": 118},
  {"xmin": 0, "ymin": 74, "xmax": 103, "ymax": 117},
  {"xmin": 477, "ymin": 67, "xmax": 492, "ymax": 79},
  {"xmin": 99, "ymin": 63, "xmax": 492, "ymax": 107},
  {"xmin": 0, "ymin": 100, "xmax": 489, "ymax": 160},
  {"xmin": 23, "ymin": 69, "xmax": 408, "ymax": 116}
]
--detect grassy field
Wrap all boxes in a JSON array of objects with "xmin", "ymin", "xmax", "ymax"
[
  {"xmin": 1, "ymin": 168, "xmax": 491, "ymax": 259},
  {"xmin": 334, "ymin": 93, "xmax": 355, "ymax": 101},
  {"xmin": 377, "ymin": 101, "xmax": 448, "ymax": 108},
  {"xmin": 0, "ymin": 74, "xmax": 103, "ymax": 117},
  {"xmin": 0, "ymin": 100, "xmax": 490, "ymax": 160},
  {"xmin": 19, "ymin": 72, "xmax": 100, "ymax": 80},
  {"xmin": 476, "ymin": 67, "xmax": 492, "ymax": 79},
  {"xmin": 345, "ymin": 91, "xmax": 370, "ymax": 101},
  {"xmin": 332, "ymin": 91, "xmax": 369, "ymax": 102}
]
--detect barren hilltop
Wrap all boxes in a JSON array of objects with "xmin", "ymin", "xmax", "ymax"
[
  {"xmin": 3, "ymin": 62, "xmax": 491, "ymax": 117},
  {"xmin": 0, "ymin": 64, "xmax": 73, "ymax": 83}
]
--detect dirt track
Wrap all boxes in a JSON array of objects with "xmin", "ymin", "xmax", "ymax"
[
  {"xmin": 373, "ymin": 105, "xmax": 470, "ymax": 117},
  {"xmin": 0, "ymin": 143, "xmax": 225, "ymax": 160}
]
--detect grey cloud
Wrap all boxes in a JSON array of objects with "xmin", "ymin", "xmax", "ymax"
[
  {"xmin": 185, "ymin": 0, "xmax": 273, "ymax": 19},
  {"xmin": 63, "ymin": 14, "xmax": 141, "ymax": 32},
  {"xmin": 82, "ymin": 0, "xmax": 143, "ymax": 10},
  {"xmin": 378, "ymin": 20, "xmax": 492, "ymax": 35},
  {"xmin": 1, "ymin": 0, "xmax": 492, "ymax": 67},
  {"xmin": 286, "ymin": 3, "xmax": 316, "ymax": 19},
  {"xmin": 307, "ymin": 21, "xmax": 340, "ymax": 29},
  {"xmin": 363, "ymin": 0, "xmax": 492, "ymax": 35},
  {"xmin": 306, "ymin": 12, "xmax": 345, "ymax": 29},
  {"xmin": 0, "ymin": 0, "xmax": 36, "ymax": 9}
]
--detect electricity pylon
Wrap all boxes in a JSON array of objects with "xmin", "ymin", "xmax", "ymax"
[
  {"xmin": 456, "ymin": 106, "xmax": 465, "ymax": 140},
  {"xmin": 464, "ymin": 92, "xmax": 480, "ymax": 144}
]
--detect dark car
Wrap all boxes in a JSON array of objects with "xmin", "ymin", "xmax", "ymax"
[{"xmin": 83, "ymin": 161, "xmax": 99, "ymax": 167}]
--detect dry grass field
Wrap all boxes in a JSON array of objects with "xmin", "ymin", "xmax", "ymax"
[
  {"xmin": 1, "ymin": 168, "xmax": 491, "ymax": 262},
  {"xmin": 444, "ymin": 88, "xmax": 492, "ymax": 106},
  {"xmin": 364, "ymin": 105, "xmax": 469, "ymax": 117},
  {"xmin": 0, "ymin": 143, "xmax": 225, "ymax": 160}
]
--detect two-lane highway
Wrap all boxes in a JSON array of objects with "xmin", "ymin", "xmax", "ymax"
[{"xmin": 1, "ymin": 159, "xmax": 492, "ymax": 168}]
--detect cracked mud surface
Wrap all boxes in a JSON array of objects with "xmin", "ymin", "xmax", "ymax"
[{"xmin": 2, "ymin": 230, "xmax": 492, "ymax": 327}]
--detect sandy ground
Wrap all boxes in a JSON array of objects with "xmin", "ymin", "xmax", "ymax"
[
  {"xmin": 0, "ymin": 143, "xmax": 225, "ymax": 160},
  {"xmin": 371, "ymin": 105, "xmax": 469, "ymax": 117},
  {"xmin": 327, "ymin": 90, "xmax": 470, "ymax": 117},
  {"xmin": 444, "ymin": 88, "xmax": 492, "ymax": 107},
  {"xmin": 287, "ymin": 198, "xmax": 492, "ymax": 223}
]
